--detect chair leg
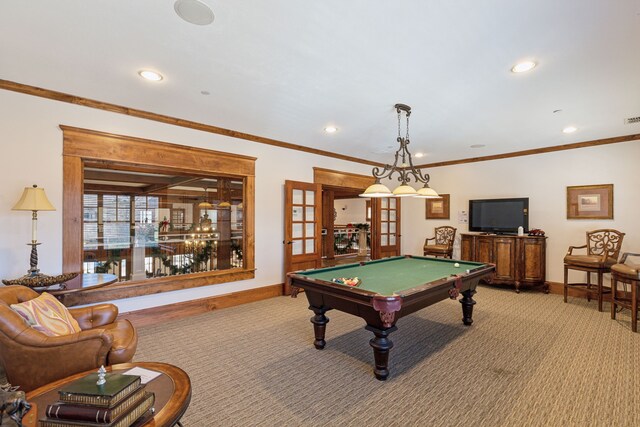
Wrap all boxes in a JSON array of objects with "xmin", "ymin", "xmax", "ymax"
[
  {"xmin": 597, "ymin": 271, "xmax": 603, "ymax": 312},
  {"xmin": 586, "ymin": 271, "xmax": 591, "ymax": 302},
  {"xmin": 611, "ymin": 275, "xmax": 617, "ymax": 320},
  {"xmin": 563, "ymin": 266, "xmax": 568, "ymax": 303}
]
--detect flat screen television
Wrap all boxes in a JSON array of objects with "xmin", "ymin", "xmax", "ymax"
[{"xmin": 469, "ymin": 198, "xmax": 529, "ymax": 234}]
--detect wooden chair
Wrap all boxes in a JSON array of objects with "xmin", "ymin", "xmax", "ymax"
[
  {"xmin": 423, "ymin": 226, "xmax": 457, "ymax": 259},
  {"xmin": 563, "ymin": 229, "xmax": 625, "ymax": 311},
  {"xmin": 611, "ymin": 252, "xmax": 640, "ymax": 332}
]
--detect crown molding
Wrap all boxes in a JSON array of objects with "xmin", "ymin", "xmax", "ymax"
[{"xmin": 2, "ymin": 79, "xmax": 638, "ymax": 169}]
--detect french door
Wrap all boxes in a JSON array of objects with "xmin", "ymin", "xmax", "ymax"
[
  {"xmin": 283, "ymin": 180, "xmax": 322, "ymax": 294},
  {"xmin": 371, "ymin": 197, "xmax": 401, "ymax": 259}
]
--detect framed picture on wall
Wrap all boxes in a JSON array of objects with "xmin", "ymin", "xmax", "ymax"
[
  {"xmin": 425, "ymin": 194, "xmax": 450, "ymax": 220},
  {"xmin": 566, "ymin": 184, "xmax": 613, "ymax": 219}
]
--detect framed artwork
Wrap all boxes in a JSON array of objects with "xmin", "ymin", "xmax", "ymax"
[
  {"xmin": 566, "ymin": 184, "xmax": 613, "ymax": 219},
  {"xmin": 426, "ymin": 194, "xmax": 450, "ymax": 220}
]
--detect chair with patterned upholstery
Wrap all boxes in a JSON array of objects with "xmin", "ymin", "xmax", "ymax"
[
  {"xmin": 563, "ymin": 229, "xmax": 625, "ymax": 311},
  {"xmin": 611, "ymin": 252, "xmax": 640, "ymax": 332},
  {"xmin": 423, "ymin": 226, "xmax": 457, "ymax": 259},
  {"xmin": 0, "ymin": 286, "xmax": 137, "ymax": 392}
]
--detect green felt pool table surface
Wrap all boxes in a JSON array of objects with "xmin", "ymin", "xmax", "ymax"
[{"xmin": 297, "ymin": 256, "xmax": 485, "ymax": 296}]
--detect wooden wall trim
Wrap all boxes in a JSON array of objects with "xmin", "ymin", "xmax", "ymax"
[
  {"xmin": 546, "ymin": 280, "xmax": 631, "ymax": 302},
  {"xmin": 61, "ymin": 270, "xmax": 256, "ymax": 306},
  {"xmin": 417, "ymin": 134, "xmax": 640, "ymax": 169},
  {"xmin": 244, "ymin": 176, "xmax": 256, "ymax": 272},
  {"xmin": 117, "ymin": 284, "xmax": 283, "ymax": 328},
  {"xmin": 62, "ymin": 126, "xmax": 256, "ymax": 176},
  {"xmin": 60, "ymin": 126, "xmax": 257, "ymax": 304},
  {"xmin": 2, "ymin": 79, "xmax": 638, "ymax": 170},
  {"xmin": 0, "ymin": 79, "xmax": 381, "ymax": 167},
  {"xmin": 62, "ymin": 156, "xmax": 83, "ymax": 282},
  {"xmin": 313, "ymin": 167, "xmax": 375, "ymax": 189}
]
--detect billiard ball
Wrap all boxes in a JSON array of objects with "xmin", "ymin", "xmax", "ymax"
[{"xmin": 454, "ymin": 263, "xmax": 460, "ymax": 267}]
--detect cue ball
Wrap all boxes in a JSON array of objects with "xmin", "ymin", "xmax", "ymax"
[{"xmin": 454, "ymin": 263, "xmax": 460, "ymax": 267}]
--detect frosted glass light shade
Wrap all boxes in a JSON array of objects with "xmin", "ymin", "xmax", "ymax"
[
  {"xmin": 12, "ymin": 185, "xmax": 55, "ymax": 211},
  {"xmin": 415, "ymin": 185, "xmax": 440, "ymax": 198},
  {"xmin": 359, "ymin": 182, "xmax": 392, "ymax": 198},
  {"xmin": 392, "ymin": 184, "xmax": 417, "ymax": 197}
]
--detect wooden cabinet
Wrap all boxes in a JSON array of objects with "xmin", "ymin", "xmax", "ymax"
[{"xmin": 460, "ymin": 233, "xmax": 547, "ymax": 292}]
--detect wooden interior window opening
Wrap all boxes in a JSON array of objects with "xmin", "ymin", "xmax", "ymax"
[{"xmin": 62, "ymin": 126, "xmax": 256, "ymax": 305}]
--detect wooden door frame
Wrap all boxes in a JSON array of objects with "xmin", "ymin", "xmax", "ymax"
[{"xmin": 313, "ymin": 167, "xmax": 375, "ymax": 259}]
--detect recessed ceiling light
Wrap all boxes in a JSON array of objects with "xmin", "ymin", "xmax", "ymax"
[
  {"xmin": 414, "ymin": 153, "xmax": 424, "ymax": 158},
  {"xmin": 562, "ymin": 126, "xmax": 577, "ymax": 134},
  {"xmin": 511, "ymin": 61, "xmax": 537, "ymax": 73},
  {"xmin": 201, "ymin": 90, "xmax": 210, "ymax": 95},
  {"xmin": 324, "ymin": 126, "xmax": 337, "ymax": 134},
  {"xmin": 470, "ymin": 144, "xmax": 486, "ymax": 148},
  {"xmin": 138, "ymin": 70, "xmax": 163, "ymax": 81},
  {"xmin": 174, "ymin": 0, "xmax": 215, "ymax": 25}
]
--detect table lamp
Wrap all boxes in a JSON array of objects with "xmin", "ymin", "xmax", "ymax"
[{"xmin": 12, "ymin": 184, "xmax": 56, "ymax": 277}]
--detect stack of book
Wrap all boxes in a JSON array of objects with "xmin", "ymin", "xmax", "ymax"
[{"xmin": 39, "ymin": 372, "xmax": 155, "ymax": 427}]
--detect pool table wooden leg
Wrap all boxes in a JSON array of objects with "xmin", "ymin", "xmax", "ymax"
[
  {"xmin": 365, "ymin": 325, "xmax": 398, "ymax": 381},
  {"xmin": 460, "ymin": 288, "xmax": 477, "ymax": 326},
  {"xmin": 309, "ymin": 305, "xmax": 330, "ymax": 349}
]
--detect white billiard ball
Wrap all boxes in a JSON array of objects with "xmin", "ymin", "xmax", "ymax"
[{"xmin": 454, "ymin": 263, "xmax": 460, "ymax": 267}]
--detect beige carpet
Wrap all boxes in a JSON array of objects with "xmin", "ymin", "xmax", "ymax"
[{"xmin": 135, "ymin": 286, "xmax": 640, "ymax": 426}]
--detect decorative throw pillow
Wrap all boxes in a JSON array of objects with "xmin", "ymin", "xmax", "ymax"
[{"xmin": 10, "ymin": 292, "xmax": 81, "ymax": 336}]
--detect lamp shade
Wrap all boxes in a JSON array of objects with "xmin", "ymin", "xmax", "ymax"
[
  {"xmin": 217, "ymin": 201, "xmax": 231, "ymax": 208},
  {"xmin": 12, "ymin": 185, "xmax": 55, "ymax": 211},
  {"xmin": 415, "ymin": 184, "xmax": 440, "ymax": 199},
  {"xmin": 359, "ymin": 182, "xmax": 392, "ymax": 198},
  {"xmin": 198, "ymin": 201, "xmax": 213, "ymax": 208},
  {"xmin": 392, "ymin": 184, "xmax": 418, "ymax": 197}
]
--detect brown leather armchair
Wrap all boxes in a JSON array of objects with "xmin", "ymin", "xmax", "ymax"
[
  {"xmin": 0, "ymin": 286, "xmax": 137, "ymax": 392},
  {"xmin": 564, "ymin": 229, "xmax": 625, "ymax": 312},
  {"xmin": 423, "ymin": 226, "xmax": 457, "ymax": 259}
]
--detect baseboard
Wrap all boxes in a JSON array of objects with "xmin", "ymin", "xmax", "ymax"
[
  {"xmin": 118, "ymin": 284, "xmax": 283, "ymax": 328},
  {"xmin": 548, "ymin": 280, "xmax": 602, "ymax": 297},
  {"xmin": 484, "ymin": 281, "xmax": 609, "ymax": 298},
  {"xmin": 547, "ymin": 281, "xmax": 571, "ymax": 296},
  {"xmin": 546, "ymin": 280, "xmax": 631, "ymax": 300}
]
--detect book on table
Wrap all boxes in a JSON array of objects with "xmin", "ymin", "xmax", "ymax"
[
  {"xmin": 39, "ymin": 391, "xmax": 155, "ymax": 427},
  {"xmin": 45, "ymin": 385, "xmax": 147, "ymax": 423},
  {"xmin": 57, "ymin": 373, "xmax": 141, "ymax": 408}
]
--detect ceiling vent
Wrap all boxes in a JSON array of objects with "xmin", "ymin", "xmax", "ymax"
[{"xmin": 624, "ymin": 116, "xmax": 640, "ymax": 125}]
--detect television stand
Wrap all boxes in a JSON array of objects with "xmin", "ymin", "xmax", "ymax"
[{"xmin": 460, "ymin": 233, "xmax": 547, "ymax": 293}]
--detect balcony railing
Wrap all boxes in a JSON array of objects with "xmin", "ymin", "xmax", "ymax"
[
  {"xmin": 82, "ymin": 233, "xmax": 243, "ymax": 280},
  {"xmin": 333, "ymin": 225, "xmax": 370, "ymax": 256}
]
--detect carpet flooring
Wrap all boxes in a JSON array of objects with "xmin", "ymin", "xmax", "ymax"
[{"xmin": 135, "ymin": 286, "xmax": 640, "ymax": 426}]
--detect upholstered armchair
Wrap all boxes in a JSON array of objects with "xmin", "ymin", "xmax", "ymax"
[
  {"xmin": 611, "ymin": 252, "xmax": 640, "ymax": 332},
  {"xmin": 0, "ymin": 286, "xmax": 137, "ymax": 392},
  {"xmin": 563, "ymin": 229, "xmax": 625, "ymax": 311},
  {"xmin": 423, "ymin": 226, "xmax": 457, "ymax": 259}
]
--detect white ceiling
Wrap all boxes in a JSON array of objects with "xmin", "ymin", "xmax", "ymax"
[{"xmin": 1, "ymin": 1, "xmax": 639, "ymax": 164}]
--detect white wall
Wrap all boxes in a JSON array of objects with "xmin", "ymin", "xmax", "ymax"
[
  {"xmin": 401, "ymin": 141, "xmax": 640, "ymax": 283},
  {"xmin": 334, "ymin": 198, "xmax": 367, "ymax": 225},
  {"xmin": 0, "ymin": 90, "xmax": 373, "ymax": 312},
  {"xmin": 2, "ymin": 89, "xmax": 639, "ymax": 310}
]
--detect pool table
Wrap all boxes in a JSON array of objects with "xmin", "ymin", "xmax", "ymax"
[{"xmin": 288, "ymin": 255, "xmax": 495, "ymax": 380}]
